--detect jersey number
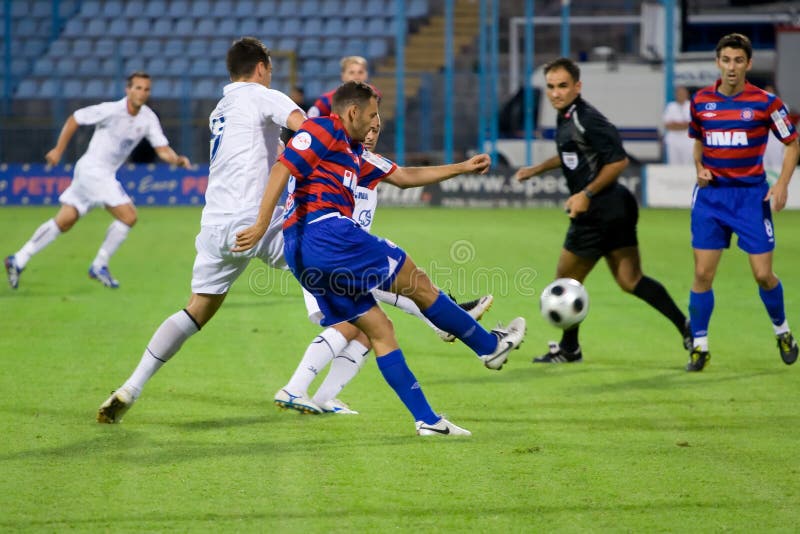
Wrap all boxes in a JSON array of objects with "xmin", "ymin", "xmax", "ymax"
[{"xmin": 210, "ymin": 116, "xmax": 225, "ymax": 163}]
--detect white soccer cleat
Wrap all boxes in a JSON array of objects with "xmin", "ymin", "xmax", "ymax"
[
  {"xmin": 4, "ymin": 255, "xmax": 21, "ymax": 290},
  {"xmin": 318, "ymin": 398, "xmax": 359, "ymax": 415},
  {"xmin": 434, "ymin": 294, "xmax": 495, "ymax": 342},
  {"xmin": 480, "ymin": 316, "xmax": 526, "ymax": 370},
  {"xmin": 97, "ymin": 387, "xmax": 135, "ymax": 424},
  {"xmin": 274, "ymin": 388, "xmax": 322, "ymax": 414},
  {"xmin": 416, "ymin": 417, "xmax": 472, "ymax": 436}
]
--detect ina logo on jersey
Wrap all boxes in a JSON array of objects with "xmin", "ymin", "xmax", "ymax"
[{"xmin": 705, "ymin": 131, "xmax": 749, "ymax": 146}]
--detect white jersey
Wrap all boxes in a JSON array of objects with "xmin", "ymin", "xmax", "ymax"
[
  {"xmin": 73, "ymin": 97, "xmax": 168, "ymax": 172},
  {"xmin": 203, "ymin": 82, "xmax": 301, "ymax": 226}
]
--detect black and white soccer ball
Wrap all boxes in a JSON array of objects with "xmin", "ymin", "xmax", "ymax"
[{"xmin": 539, "ymin": 278, "xmax": 589, "ymax": 329}]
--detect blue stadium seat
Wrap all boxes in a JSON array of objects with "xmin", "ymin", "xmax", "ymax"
[
  {"xmin": 101, "ymin": 57, "xmax": 122, "ymax": 77},
  {"xmin": 321, "ymin": 18, "xmax": 345, "ymax": 37},
  {"xmin": 31, "ymin": 2, "xmax": 52, "ymax": 18},
  {"xmin": 196, "ymin": 19, "xmax": 217, "ymax": 35},
  {"xmin": 48, "ymin": 39, "xmax": 69, "ymax": 57},
  {"xmin": 217, "ymin": 19, "xmax": 237, "ymax": 36},
  {"xmin": 364, "ymin": 17, "xmax": 388, "ymax": 37},
  {"xmin": 84, "ymin": 79, "xmax": 109, "ymax": 98},
  {"xmin": 303, "ymin": 19, "xmax": 323, "ymax": 37},
  {"xmin": 276, "ymin": 37, "xmax": 298, "ymax": 52},
  {"xmin": 141, "ymin": 39, "xmax": 162, "ymax": 58},
  {"xmin": 341, "ymin": 0, "xmax": 363, "ymax": 16},
  {"xmin": 86, "ymin": 18, "xmax": 108, "ymax": 37},
  {"xmin": 189, "ymin": 58, "xmax": 214, "ymax": 77},
  {"xmin": 123, "ymin": 1, "xmax": 146, "ymax": 18},
  {"xmin": 210, "ymin": 0, "xmax": 234, "ymax": 17},
  {"xmin": 190, "ymin": 0, "xmax": 212, "ymax": 18},
  {"xmin": 11, "ymin": 1, "xmax": 30, "ymax": 17},
  {"xmin": 102, "ymin": 2, "xmax": 123, "ymax": 18},
  {"xmin": 14, "ymin": 18, "xmax": 37, "ymax": 36},
  {"xmin": 366, "ymin": 39, "xmax": 389, "ymax": 59},
  {"xmin": 209, "ymin": 39, "xmax": 229, "ymax": 57},
  {"xmin": 408, "ymin": 0, "xmax": 429, "ymax": 18},
  {"xmin": 169, "ymin": 57, "xmax": 191, "ymax": 75},
  {"xmin": 342, "ymin": 37, "xmax": 365, "ymax": 57},
  {"xmin": 78, "ymin": 57, "xmax": 101, "ymax": 76},
  {"xmin": 60, "ymin": 1, "xmax": 80, "ymax": 18},
  {"xmin": 304, "ymin": 79, "xmax": 325, "ymax": 101},
  {"xmin": 164, "ymin": 38, "xmax": 185, "ymax": 57},
  {"xmin": 299, "ymin": 0, "xmax": 321, "ymax": 17},
  {"xmin": 55, "ymin": 57, "xmax": 78, "ymax": 77},
  {"xmin": 301, "ymin": 59, "xmax": 323, "ymax": 80},
  {"xmin": 261, "ymin": 18, "xmax": 281, "ymax": 39},
  {"xmin": 94, "ymin": 38, "xmax": 115, "ymax": 58},
  {"xmin": 174, "ymin": 19, "xmax": 196, "ymax": 36},
  {"xmin": 322, "ymin": 58, "xmax": 341, "ymax": 77},
  {"xmin": 320, "ymin": 38, "xmax": 343, "ymax": 58},
  {"xmin": 319, "ymin": 0, "xmax": 341, "ymax": 17},
  {"xmin": 364, "ymin": 0, "xmax": 388, "ymax": 16},
  {"xmin": 33, "ymin": 57, "xmax": 54, "ymax": 76},
  {"xmin": 281, "ymin": 18, "xmax": 301, "ymax": 37},
  {"xmin": 62, "ymin": 18, "xmax": 85, "ymax": 37},
  {"xmin": 191, "ymin": 78, "xmax": 219, "ymax": 99},
  {"xmin": 72, "ymin": 38, "xmax": 92, "ymax": 57},
  {"xmin": 128, "ymin": 19, "xmax": 149, "ymax": 36},
  {"xmin": 118, "ymin": 38, "xmax": 139, "ymax": 58},
  {"xmin": 344, "ymin": 19, "xmax": 365, "ymax": 35},
  {"xmin": 298, "ymin": 37, "xmax": 321, "ymax": 59},
  {"xmin": 277, "ymin": 1, "xmax": 295, "ymax": 17},
  {"xmin": 152, "ymin": 19, "xmax": 173, "ymax": 36},
  {"xmin": 187, "ymin": 38, "xmax": 209, "ymax": 57},
  {"xmin": 239, "ymin": 18, "xmax": 259, "ymax": 36},
  {"xmin": 168, "ymin": 0, "xmax": 190, "ymax": 17},
  {"xmin": 39, "ymin": 79, "xmax": 59, "ymax": 98},
  {"xmin": 234, "ymin": 0, "xmax": 256, "ymax": 17},
  {"xmin": 63, "ymin": 79, "xmax": 85, "ymax": 98},
  {"xmin": 147, "ymin": 57, "xmax": 170, "ymax": 76},
  {"xmin": 150, "ymin": 79, "xmax": 175, "ymax": 98},
  {"xmin": 144, "ymin": 1, "xmax": 166, "ymax": 18},
  {"xmin": 21, "ymin": 38, "xmax": 48, "ymax": 58},
  {"xmin": 15, "ymin": 79, "xmax": 40, "ymax": 98},
  {"xmin": 124, "ymin": 57, "xmax": 147, "ymax": 73}
]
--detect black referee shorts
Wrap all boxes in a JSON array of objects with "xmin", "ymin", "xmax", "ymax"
[{"xmin": 563, "ymin": 189, "xmax": 639, "ymax": 259}]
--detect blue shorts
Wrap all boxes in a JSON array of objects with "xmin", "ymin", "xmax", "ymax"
[
  {"xmin": 284, "ymin": 215, "xmax": 408, "ymax": 326},
  {"xmin": 691, "ymin": 182, "xmax": 774, "ymax": 254}
]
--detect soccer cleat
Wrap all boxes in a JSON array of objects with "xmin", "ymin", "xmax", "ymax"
[
  {"xmin": 274, "ymin": 388, "xmax": 322, "ymax": 414},
  {"xmin": 479, "ymin": 316, "xmax": 526, "ymax": 370},
  {"xmin": 319, "ymin": 398, "xmax": 359, "ymax": 415},
  {"xmin": 415, "ymin": 417, "xmax": 472, "ymax": 436},
  {"xmin": 88, "ymin": 265, "xmax": 120, "ymax": 288},
  {"xmin": 435, "ymin": 294, "xmax": 495, "ymax": 342},
  {"xmin": 5, "ymin": 255, "xmax": 21, "ymax": 290},
  {"xmin": 686, "ymin": 347, "xmax": 710, "ymax": 372},
  {"xmin": 777, "ymin": 332, "xmax": 798, "ymax": 365},
  {"xmin": 97, "ymin": 388, "xmax": 135, "ymax": 424},
  {"xmin": 682, "ymin": 319, "xmax": 693, "ymax": 351},
  {"xmin": 532, "ymin": 341, "xmax": 583, "ymax": 363}
]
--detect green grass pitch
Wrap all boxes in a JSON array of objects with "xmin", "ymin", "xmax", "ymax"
[{"xmin": 1, "ymin": 206, "xmax": 799, "ymax": 531}]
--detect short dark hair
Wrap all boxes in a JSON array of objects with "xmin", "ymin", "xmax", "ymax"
[
  {"xmin": 544, "ymin": 57, "xmax": 580, "ymax": 82},
  {"xmin": 126, "ymin": 71, "xmax": 150, "ymax": 87},
  {"xmin": 715, "ymin": 33, "xmax": 752, "ymax": 61},
  {"xmin": 332, "ymin": 81, "xmax": 378, "ymax": 114},
  {"xmin": 227, "ymin": 37, "xmax": 271, "ymax": 79}
]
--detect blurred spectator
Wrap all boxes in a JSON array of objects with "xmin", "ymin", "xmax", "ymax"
[
  {"xmin": 289, "ymin": 85, "xmax": 308, "ymax": 110},
  {"xmin": 662, "ymin": 85, "xmax": 693, "ymax": 165}
]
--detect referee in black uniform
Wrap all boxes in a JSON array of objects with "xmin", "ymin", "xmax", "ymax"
[{"xmin": 514, "ymin": 57, "xmax": 690, "ymax": 363}]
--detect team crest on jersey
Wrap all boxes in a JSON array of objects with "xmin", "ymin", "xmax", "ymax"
[
  {"xmin": 740, "ymin": 108, "xmax": 754, "ymax": 121},
  {"xmin": 704, "ymin": 103, "xmax": 717, "ymax": 111},
  {"xmin": 291, "ymin": 132, "xmax": 312, "ymax": 150},
  {"xmin": 705, "ymin": 130, "xmax": 748, "ymax": 146},
  {"xmin": 562, "ymin": 152, "xmax": 578, "ymax": 170}
]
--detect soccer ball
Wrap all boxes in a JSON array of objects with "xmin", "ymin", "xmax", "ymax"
[{"xmin": 539, "ymin": 278, "xmax": 589, "ymax": 329}]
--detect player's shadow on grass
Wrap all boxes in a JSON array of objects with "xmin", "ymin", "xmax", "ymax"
[{"xmin": 575, "ymin": 367, "xmax": 784, "ymax": 394}]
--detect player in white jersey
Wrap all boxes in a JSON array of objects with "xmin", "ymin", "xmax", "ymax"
[
  {"xmin": 97, "ymin": 37, "xmax": 306, "ymax": 424},
  {"xmin": 4, "ymin": 72, "xmax": 191, "ymax": 290},
  {"xmin": 274, "ymin": 118, "xmax": 495, "ymax": 415}
]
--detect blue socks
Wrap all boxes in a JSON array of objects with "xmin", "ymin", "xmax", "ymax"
[
  {"xmin": 759, "ymin": 281, "xmax": 786, "ymax": 326},
  {"xmin": 689, "ymin": 290, "xmax": 714, "ymax": 339},
  {"xmin": 377, "ymin": 349, "xmax": 438, "ymax": 424},
  {"xmin": 422, "ymin": 291, "xmax": 497, "ymax": 355}
]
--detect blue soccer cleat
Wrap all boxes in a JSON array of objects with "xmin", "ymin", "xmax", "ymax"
[
  {"xmin": 5, "ymin": 255, "xmax": 21, "ymax": 289},
  {"xmin": 88, "ymin": 265, "xmax": 120, "ymax": 288}
]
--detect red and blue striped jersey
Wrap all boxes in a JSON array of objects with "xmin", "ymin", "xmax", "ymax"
[
  {"xmin": 358, "ymin": 150, "xmax": 397, "ymax": 190},
  {"xmin": 308, "ymin": 85, "xmax": 382, "ymax": 118},
  {"xmin": 280, "ymin": 114, "xmax": 363, "ymax": 229},
  {"xmin": 689, "ymin": 80, "xmax": 797, "ymax": 185}
]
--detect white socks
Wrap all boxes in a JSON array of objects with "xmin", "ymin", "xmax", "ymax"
[
  {"xmin": 284, "ymin": 327, "xmax": 348, "ymax": 396},
  {"xmin": 372, "ymin": 288, "xmax": 436, "ymax": 329},
  {"xmin": 773, "ymin": 319, "xmax": 790, "ymax": 336},
  {"xmin": 121, "ymin": 310, "xmax": 200, "ymax": 399},
  {"xmin": 14, "ymin": 218, "xmax": 61, "ymax": 269},
  {"xmin": 92, "ymin": 220, "xmax": 131, "ymax": 270},
  {"xmin": 313, "ymin": 340, "xmax": 370, "ymax": 406}
]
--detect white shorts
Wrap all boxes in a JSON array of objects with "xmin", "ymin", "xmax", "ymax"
[
  {"xmin": 191, "ymin": 207, "xmax": 287, "ymax": 294},
  {"xmin": 58, "ymin": 161, "xmax": 132, "ymax": 216}
]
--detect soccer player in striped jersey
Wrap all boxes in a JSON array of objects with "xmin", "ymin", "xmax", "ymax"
[
  {"xmin": 274, "ymin": 117, "xmax": 494, "ymax": 416},
  {"xmin": 5, "ymin": 72, "xmax": 190, "ymax": 290},
  {"xmin": 307, "ymin": 56, "xmax": 369, "ymax": 118},
  {"xmin": 235, "ymin": 82, "xmax": 526, "ymax": 436},
  {"xmin": 686, "ymin": 33, "xmax": 800, "ymax": 371},
  {"xmin": 97, "ymin": 37, "xmax": 305, "ymax": 423}
]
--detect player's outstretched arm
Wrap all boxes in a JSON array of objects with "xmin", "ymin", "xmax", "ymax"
[
  {"xmin": 766, "ymin": 137, "xmax": 800, "ymax": 212},
  {"xmin": 45, "ymin": 115, "xmax": 80, "ymax": 166},
  {"xmin": 154, "ymin": 145, "xmax": 191, "ymax": 168},
  {"xmin": 513, "ymin": 155, "xmax": 561, "ymax": 182},
  {"xmin": 385, "ymin": 153, "xmax": 491, "ymax": 189},
  {"xmin": 232, "ymin": 161, "xmax": 291, "ymax": 252}
]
